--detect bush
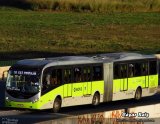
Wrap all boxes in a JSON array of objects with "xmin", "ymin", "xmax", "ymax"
[{"xmin": 1, "ymin": 0, "xmax": 160, "ymax": 12}]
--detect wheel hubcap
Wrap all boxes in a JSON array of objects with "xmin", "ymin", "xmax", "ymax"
[
  {"xmin": 55, "ymin": 101, "xmax": 59, "ymax": 109},
  {"xmin": 136, "ymin": 90, "xmax": 141, "ymax": 99},
  {"xmin": 94, "ymin": 96, "xmax": 98, "ymax": 105}
]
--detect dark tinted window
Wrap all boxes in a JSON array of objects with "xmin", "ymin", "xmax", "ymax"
[
  {"xmin": 149, "ymin": 61, "xmax": 157, "ymax": 75},
  {"xmin": 74, "ymin": 67, "xmax": 82, "ymax": 82},
  {"xmin": 134, "ymin": 63, "xmax": 142, "ymax": 76},
  {"xmin": 120, "ymin": 64, "xmax": 127, "ymax": 78},
  {"xmin": 114, "ymin": 64, "xmax": 127, "ymax": 79},
  {"xmin": 42, "ymin": 68, "xmax": 51, "ymax": 88},
  {"xmin": 64, "ymin": 69, "xmax": 72, "ymax": 84},
  {"xmin": 42, "ymin": 68, "xmax": 62, "ymax": 93},
  {"xmin": 141, "ymin": 63, "xmax": 148, "ymax": 76},
  {"xmin": 128, "ymin": 63, "xmax": 135, "ymax": 77},
  {"xmin": 93, "ymin": 66, "xmax": 103, "ymax": 81},
  {"xmin": 83, "ymin": 67, "xmax": 91, "ymax": 82},
  {"xmin": 51, "ymin": 69, "xmax": 62, "ymax": 86},
  {"xmin": 114, "ymin": 64, "xmax": 120, "ymax": 79},
  {"xmin": 129, "ymin": 62, "xmax": 149, "ymax": 77}
]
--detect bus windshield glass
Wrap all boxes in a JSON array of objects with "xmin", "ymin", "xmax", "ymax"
[{"xmin": 6, "ymin": 70, "xmax": 40, "ymax": 99}]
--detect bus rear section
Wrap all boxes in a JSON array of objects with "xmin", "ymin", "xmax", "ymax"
[{"xmin": 112, "ymin": 59, "xmax": 158, "ymax": 101}]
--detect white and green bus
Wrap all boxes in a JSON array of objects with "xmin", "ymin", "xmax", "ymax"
[{"xmin": 5, "ymin": 52, "xmax": 158, "ymax": 112}]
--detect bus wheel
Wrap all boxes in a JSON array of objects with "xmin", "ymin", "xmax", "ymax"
[
  {"xmin": 52, "ymin": 97, "xmax": 61, "ymax": 113},
  {"xmin": 135, "ymin": 88, "xmax": 142, "ymax": 100},
  {"xmin": 92, "ymin": 92, "xmax": 100, "ymax": 106}
]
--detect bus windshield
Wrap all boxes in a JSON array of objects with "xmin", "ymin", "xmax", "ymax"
[{"xmin": 6, "ymin": 70, "xmax": 40, "ymax": 99}]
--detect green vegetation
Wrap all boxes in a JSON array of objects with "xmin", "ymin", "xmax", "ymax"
[
  {"xmin": 0, "ymin": 7, "xmax": 160, "ymax": 56},
  {"xmin": 2, "ymin": 0, "xmax": 160, "ymax": 12}
]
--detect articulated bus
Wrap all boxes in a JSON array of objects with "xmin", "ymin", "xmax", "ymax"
[{"xmin": 5, "ymin": 53, "xmax": 158, "ymax": 112}]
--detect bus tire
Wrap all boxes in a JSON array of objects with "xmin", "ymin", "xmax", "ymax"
[
  {"xmin": 134, "ymin": 88, "xmax": 142, "ymax": 100},
  {"xmin": 52, "ymin": 97, "xmax": 61, "ymax": 113},
  {"xmin": 92, "ymin": 92, "xmax": 100, "ymax": 106}
]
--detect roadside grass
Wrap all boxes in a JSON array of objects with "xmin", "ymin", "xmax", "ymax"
[{"xmin": 0, "ymin": 7, "xmax": 160, "ymax": 56}]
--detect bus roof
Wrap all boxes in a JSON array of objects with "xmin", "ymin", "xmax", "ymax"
[
  {"xmin": 11, "ymin": 56, "xmax": 107, "ymax": 69},
  {"xmin": 10, "ymin": 52, "xmax": 156, "ymax": 70},
  {"xmin": 99, "ymin": 52, "xmax": 156, "ymax": 61}
]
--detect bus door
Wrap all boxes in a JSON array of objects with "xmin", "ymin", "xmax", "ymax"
[
  {"xmin": 120, "ymin": 64, "xmax": 128, "ymax": 91},
  {"xmin": 63, "ymin": 69, "xmax": 72, "ymax": 97},
  {"xmin": 148, "ymin": 60, "xmax": 157, "ymax": 88},
  {"xmin": 83, "ymin": 67, "xmax": 92, "ymax": 95},
  {"xmin": 142, "ymin": 63, "xmax": 149, "ymax": 88}
]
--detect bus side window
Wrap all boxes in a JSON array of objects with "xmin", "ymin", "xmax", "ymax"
[
  {"xmin": 83, "ymin": 67, "xmax": 91, "ymax": 82},
  {"xmin": 51, "ymin": 70, "xmax": 57, "ymax": 86},
  {"xmin": 57, "ymin": 69, "xmax": 62, "ymax": 84},
  {"xmin": 93, "ymin": 66, "xmax": 103, "ymax": 81},
  {"xmin": 64, "ymin": 69, "xmax": 71, "ymax": 84},
  {"xmin": 134, "ymin": 63, "xmax": 142, "ymax": 77},
  {"xmin": 51, "ymin": 69, "xmax": 62, "ymax": 86},
  {"xmin": 42, "ymin": 69, "xmax": 50, "ymax": 85},
  {"xmin": 128, "ymin": 64, "xmax": 134, "ymax": 77},
  {"xmin": 114, "ymin": 64, "xmax": 120, "ymax": 79},
  {"xmin": 42, "ymin": 68, "xmax": 52, "ymax": 91},
  {"xmin": 42, "ymin": 68, "xmax": 62, "ymax": 93},
  {"xmin": 141, "ymin": 63, "xmax": 148, "ymax": 76},
  {"xmin": 149, "ymin": 61, "xmax": 157, "ymax": 75},
  {"xmin": 74, "ymin": 67, "xmax": 82, "ymax": 82},
  {"xmin": 119, "ymin": 64, "xmax": 127, "ymax": 78}
]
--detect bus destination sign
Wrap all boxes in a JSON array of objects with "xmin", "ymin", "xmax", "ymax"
[{"xmin": 13, "ymin": 71, "xmax": 37, "ymax": 75}]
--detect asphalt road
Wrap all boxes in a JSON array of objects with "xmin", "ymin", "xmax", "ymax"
[{"xmin": 0, "ymin": 81, "xmax": 160, "ymax": 124}]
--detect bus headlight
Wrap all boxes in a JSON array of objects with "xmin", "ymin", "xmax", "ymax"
[
  {"xmin": 5, "ymin": 97, "xmax": 8, "ymax": 100},
  {"xmin": 32, "ymin": 98, "xmax": 39, "ymax": 103},
  {"xmin": 5, "ymin": 97, "xmax": 10, "ymax": 101}
]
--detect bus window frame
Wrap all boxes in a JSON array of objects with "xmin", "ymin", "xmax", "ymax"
[
  {"xmin": 92, "ymin": 64, "xmax": 103, "ymax": 81},
  {"xmin": 73, "ymin": 66, "xmax": 83, "ymax": 83},
  {"xmin": 114, "ymin": 62, "xmax": 128, "ymax": 79},
  {"xmin": 62, "ymin": 63, "xmax": 103, "ymax": 83},
  {"xmin": 62, "ymin": 64, "xmax": 93, "ymax": 84},
  {"xmin": 72, "ymin": 64, "xmax": 93, "ymax": 83},
  {"xmin": 113, "ymin": 59, "xmax": 155, "ymax": 79},
  {"xmin": 82, "ymin": 65, "xmax": 92, "ymax": 82},
  {"xmin": 113, "ymin": 63, "xmax": 120, "ymax": 79},
  {"xmin": 148, "ymin": 59, "xmax": 158, "ymax": 75},
  {"xmin": 41, "ymin": 66, "xmax": 63, "ymax": 94},
  {"xmin": 127, "ymin": 60, "xmax": 148, "ymax": 78},
  {"xmin": 62, "ymin": 66, "xmax": 73, "ymax": 84}
]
